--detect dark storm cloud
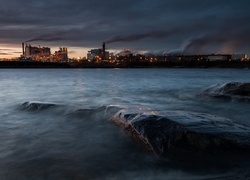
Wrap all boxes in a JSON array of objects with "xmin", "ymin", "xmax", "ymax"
[
  {"xmin": 106, "ymin": 29, "xmax": 179, "ymax": 43},
  {"xmin": 0, "ymin": 0, "xmax": 250, "ymax": 55}
]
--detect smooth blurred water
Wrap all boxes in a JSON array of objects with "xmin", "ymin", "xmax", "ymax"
[{"xmin": 0, "ymin": 68, "xmax": 250, "ymax": 179}]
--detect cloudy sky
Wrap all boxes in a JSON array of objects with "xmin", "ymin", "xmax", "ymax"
[{"xmin": 0, "ymin": 0, "xmax": 250, "ymax": 58}]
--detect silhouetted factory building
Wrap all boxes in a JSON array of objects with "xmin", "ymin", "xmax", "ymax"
[
  {"xmin": 55, "ymin": 47, "xmax": 68, "ymax": 63},
  {"xmin": 87, "ymin": 42, "xmax": 109, "ymax": 61},
  {"xmin": 21, "ymin": 42, "xmax": 68, "ymax": 62},
  {"xmin": 23, "ymin": 44, "xmax": 51, "ymax": 61}
]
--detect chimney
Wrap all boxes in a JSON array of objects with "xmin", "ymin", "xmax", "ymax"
[
  {"xmin": 102, "ymin": 42, "xmax": 105, "ymax": 60},
  {"xmin": 22, "ymin": 42, "xmax": 24, "ymax": 55}
]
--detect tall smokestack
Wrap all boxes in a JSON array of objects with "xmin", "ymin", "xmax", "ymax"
[
  {"xmin": 102, "ymin": 42, "xmax": 105, "ymax": 60},
  {"xmin": 22, "ymin": 42, "xmax": 24, "ymax": 55}
]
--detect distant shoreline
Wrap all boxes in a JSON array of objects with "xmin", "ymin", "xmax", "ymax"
[{"xmin": 0, "ymin": 60, "xmax": 249, "ymax": 69}]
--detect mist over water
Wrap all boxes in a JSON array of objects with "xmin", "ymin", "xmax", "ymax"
[{"xmin": 0, "ymin": 68, "xmax": 250, "ymax": 179}]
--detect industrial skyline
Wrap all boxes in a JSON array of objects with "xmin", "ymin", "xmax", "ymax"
[
  {"xmin": 0, "ymin": 0, "xmax": 250, "ymax": 58},
  {"xmin": 21, "ymin": 42, "xmax": 68, "ymax": 62}
]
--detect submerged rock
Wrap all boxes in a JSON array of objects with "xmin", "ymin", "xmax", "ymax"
[
  {"xmin": 68, "ymin": 105, "xmax": 122, "ymax": 119},
  {"xmin": 20, "ymin": 101, "xmax": 59, "ymax": 111},
  {"xmin": 110, "ymin": 109, "xmax": 250, "ymax": 162},
  {"xmin": 199, "ymin": 82, "xmax": 250, "ymax": 102}
]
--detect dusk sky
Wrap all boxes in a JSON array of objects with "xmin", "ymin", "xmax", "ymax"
[{"xmin": 0, "ymin": 0, "xmax": 250, "ymax": 58}]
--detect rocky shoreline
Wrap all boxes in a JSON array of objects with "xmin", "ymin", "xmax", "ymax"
[{"xmin": 20, "ymin": 81, "xmax": 250, "ymax": 164}]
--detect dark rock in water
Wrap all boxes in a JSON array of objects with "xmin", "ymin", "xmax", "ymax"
[
  {"xmin": 110, "ymin": 109, "xmax": 250, "ymax": 162},
  {"xmin": 199, "ymin": 82, "xmax": 250, "ymax": 102},
  {"xmin": 20, "ymin": 101, "xmax": 58, "ymax": 111}
]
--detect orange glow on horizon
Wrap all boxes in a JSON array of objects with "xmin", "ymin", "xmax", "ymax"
[{"xmin": 0, "ymin": 44, "xmax": 90, "ymax": 59}]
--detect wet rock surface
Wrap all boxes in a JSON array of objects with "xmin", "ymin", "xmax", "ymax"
[
  {"xmin": 20, "ymin": 101, "xmax": 59, "ymax": 111},
  {"xmin": 68, "ymin": 105, "xmax": 122, "ymax": 119},
  {"xmin": 110, "ymin": 109, "xmax": 250, "ymax": 162},
  {"xmin": 199, "ymin": 82, "xmax": 250, "ymax": 102}
]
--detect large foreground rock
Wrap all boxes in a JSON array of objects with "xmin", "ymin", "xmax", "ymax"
[
  {"xmin": 110, "ymin": 109, "xmax": 250, "ymax": 162},
  {"xmin": 199, "ymin": 82, "xmax": 250, "ymax": 102}
]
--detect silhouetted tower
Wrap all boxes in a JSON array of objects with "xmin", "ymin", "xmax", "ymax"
[
  {"xmin": 22, "ymin": 42, "xmax": 25, "ymax": 55},
  {"xmin": 102, "ymin": 42, "xmax": 105, "ymax": 60}
]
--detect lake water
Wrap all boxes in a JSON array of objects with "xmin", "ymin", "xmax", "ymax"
[{"xmin": 0, "ymin": 68, "xmax": 250, "ymax": 179}]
